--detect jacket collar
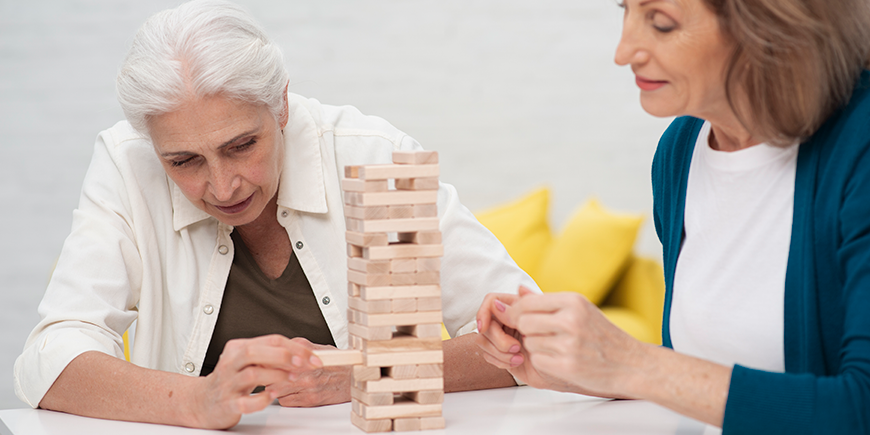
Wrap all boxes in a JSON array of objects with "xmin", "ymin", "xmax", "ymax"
[{"xmin": 171, "ymin": 93, "xmax": 327, "ymax": 232}]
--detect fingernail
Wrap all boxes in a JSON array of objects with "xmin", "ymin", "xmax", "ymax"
[
  {"xmin": 477, "ymin": 319, "xmax": 482, "ymax": 331},
  {"xmin": 495, "ymin": 300, "xmax": 506, "ymax": 312},
  {"xmin": 508, "ymin": 345, "xmax": 520, "ymax": 353},
  {"xmin": 291, "ymin": 356, "xmax": 303, "ymax": 367},
  {"xmin": 309, "ymin": 355, "xmax": 323, "ymax": 367},
  {"xmin": 510, "ymin": 354, "xmax": 524, "ymax": 366}
]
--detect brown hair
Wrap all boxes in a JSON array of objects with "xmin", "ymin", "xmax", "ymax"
[{"xmin": 703, "ymin": 0, "xmax": 870, "ymax": 145}]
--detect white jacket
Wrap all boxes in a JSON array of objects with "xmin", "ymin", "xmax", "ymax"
[{"xmin": 14, "ymin": 93, "xmax": 536, "ymax": 407}]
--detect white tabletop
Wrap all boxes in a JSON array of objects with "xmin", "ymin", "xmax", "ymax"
[{"xmin": 0, "ymin": 386, "xmax": 722, "ymax": 435}]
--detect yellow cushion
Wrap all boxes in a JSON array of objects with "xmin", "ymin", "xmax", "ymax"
[
  {"xmin": 440, "ymin": 323, "xmax": 451, "ymax": 340},
  {"xmin": 535, "ymin": 199, "xmax": 642, "ymax": 305},
  {"xmin": 604, "ymin": 256, "xmax": 665, "ymax": 344},
  {"xmin": 600, "ymin": 306, "xmax": 658, "ymax": 344},
  {"xmin": 475, "ymin": 187, "xmax": 553, "ymax": 280}
]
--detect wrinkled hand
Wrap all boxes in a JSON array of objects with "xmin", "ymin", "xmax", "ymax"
[
  {"xmin": 193, "ymin": 335, "xmax": 323, "ymax": 429},
  {"xmin": 509, "ymin": 291, "xmax": 646, "ymax": 399},
  {"xmin": 265, "ymin": 341, "xmax": 353, "ymax": 407}
]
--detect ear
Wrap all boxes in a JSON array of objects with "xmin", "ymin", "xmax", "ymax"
[{"xmin": 279, "ymin": 81, "xmax": 290, "ymax": 129}]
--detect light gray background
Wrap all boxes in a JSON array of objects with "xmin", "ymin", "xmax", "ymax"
[{"xmin": 0, "ymin": 0, "xmax": 671, "ymax": 409}]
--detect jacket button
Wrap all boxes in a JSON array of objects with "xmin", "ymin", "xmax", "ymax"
[
  {"xmin": 184, "ymin": 362, "xmax": 195, "ymax": 373},
  {"xmin": 322, "ymin": 296, "xmax": 331, "ymax": 305},
  {"xmin": 203, "ymin": 305, "xmax": 214, "ymax": 315},
  {"xmin": 281, "ymin": 210, "xmax": 289, "ymax": 218},
  {"xmin": 295, "ymin": 241, "xmax": 304, "ymax": 249},
  {"xmin": 218, "ymin": 245, "xmax": 229, "ymax": 255}
]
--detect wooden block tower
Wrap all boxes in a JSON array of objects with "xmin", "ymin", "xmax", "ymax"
[{"xmin": 342, "ymin": 150, "xmax": 445, "ymax": 432}]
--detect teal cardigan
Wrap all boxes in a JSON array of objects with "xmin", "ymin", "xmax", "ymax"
[{"xmin": 652, "ymin": 70, "xmax": 870, "ymax": 435}]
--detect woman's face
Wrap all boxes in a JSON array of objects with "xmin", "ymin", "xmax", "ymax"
[
  {"xmin": 149, "ymin": 95, "xmax": 286, "ymax": 227},
  {"xmin": 614, "ymin": 0, "xmax": 734, "ymax": 120}
]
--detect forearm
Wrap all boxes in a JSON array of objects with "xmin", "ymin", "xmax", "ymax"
[
  {"xmin": 628, "ymin": 345, "xmax": 731, "ymax": 427},
  {"xmin": 39, "ymin": 351, "xmax": 203, "ymax": 427},
  {"xmin": 443, "ymin": 333, "xmax": 517, "ymax": 392}
]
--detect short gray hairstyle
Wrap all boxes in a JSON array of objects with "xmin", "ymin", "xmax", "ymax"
[{"xmin": 116, "ymin": 0, "xmax": 289, "ymax": 136}]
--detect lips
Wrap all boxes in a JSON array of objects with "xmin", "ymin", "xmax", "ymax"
[
  {"xmin": 214, "ymin": 193, "xmax": 254, "ymax": 215},
  {"xmin": 635, "ymin": 75, "xmax": 668, "ymax": 91}
]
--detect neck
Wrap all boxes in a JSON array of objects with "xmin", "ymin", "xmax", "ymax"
[
  {"xmin": 702, "ymin": 108, "xmax": 761, "ymax": 152},
  {"xmin": 235, "ymin": 193, "xmax": 281, "ymax": 239}
]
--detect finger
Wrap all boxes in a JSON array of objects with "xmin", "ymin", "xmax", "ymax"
[
  {"xmin": 235, "ymin": 389, "xmax": 277, "ymax": 415},
  {"xmin": 476, "ymin": 293, "xmax": 518, "ymax": 333},
  {"xmin": 482, "ymin": 350, "xmax": 523, "ymax": 370},
  {"xmin": 223, "ymin": 335, "xmax": 321, "ymax": 372},
  {"xmin": 516, "ymin": 312, "xmax": 570, "ymax": 337},
  {"xmin": 231, "ymin": 366, "xmax": 297, "ymax": 395},
  {"xmin": 473, "ymin": 330, "xmax": 522, "ymax": 367},
  {"xmin": 514, "ymin": 292, "xmax": 589, "ymax": 315},
  {"xmin": 518, "ymin": 285, "xmax": 537, "ymax": 297},
  {"xmin": 480, "ymin": 319, "xmax": 523, "ymax": 354}
]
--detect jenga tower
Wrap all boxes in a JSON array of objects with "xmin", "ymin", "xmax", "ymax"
[{"xmin": 342, "ymin": 150, "xmax": 446, "ymax": 432}]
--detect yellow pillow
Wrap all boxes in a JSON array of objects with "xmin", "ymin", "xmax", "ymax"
[
  {"xmin": 600, "ymin": 306, "xmax": 658, "ymax": 344},
  {"xmin": 535, "ymin": 199, "xmax": 642, "ymax": 305},
  {"xmin": 604, "ymin": 256, "xmax": 665, "ymax": 344},
  {"xmin": 475, "ymin": 187, "xmax": 553, "ymax": 280}
]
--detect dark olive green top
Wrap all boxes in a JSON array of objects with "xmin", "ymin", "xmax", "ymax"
[{"xmin": 200, "ymin": 230, "xmax": 335, "ymax": 376}]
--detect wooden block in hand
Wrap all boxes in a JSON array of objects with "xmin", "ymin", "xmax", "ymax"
[
  {"xmin": 398, "ymin": 231, "xmax": 442, "ymax": 245},
  {"xmin": 403, "ymin": 390, "xmax": 445, "ymax": 405},
  {"xmin": 312, "ymin": 349, "xmax": 363, "ymax": 366},
  {"xmin": 395, "ymin": 177, "xmax": 439, "ymax": 191},
  {"xmin": 364, "ymin": 243, "xmax": 444, "ymax": 260},
  {"xmin": 346, "ymin": 231, "xmax": 389, "ymax": 247},
  {"xmin": 360, "ymin": 284, "xmax": 441, "ymax": 301},
  {"xmin": 345, "ymin": 205, "xmax": 389, "ymax": 221},
  {"xmin": 346, "ymin": 191, "xmax": 438, "ymax": 207},
  {"xmin": 392, "ymin": 150, "xmax": 438, "ymax": 165},
  {"xmin": 393, "ymin": 418, "xmax": 422, "ymax": 432},
  {"xmin": 341, "ymin": 178, "xmax": 388, "ymax": 192},
  {"xmin": 358, "ymin": 164, "xmax": 439, "ymax": 181},
  {"xmin": 396, "ymin": 324, "xmax": 442, "ymax": 339},
  {"xmin": 351, "ymin": 410, "xmax": 392, "ymax": 433},
  {"xmin": 347, "ymin": 217, "xmax": 439, "ymax": 233}
]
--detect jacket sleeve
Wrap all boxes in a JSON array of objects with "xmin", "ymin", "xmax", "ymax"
[
  {"xmin": 723, "ymin": 135, "xmax": 870, "ymax": 435},
  {"xmin": 12, "ymin": 128, "xmax": 142, "ymax": 408}
]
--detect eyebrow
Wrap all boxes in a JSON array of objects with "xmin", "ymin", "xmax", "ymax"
[{"xmin": 159, "ymin": 129, "xmax": 258, "ymax": 158}]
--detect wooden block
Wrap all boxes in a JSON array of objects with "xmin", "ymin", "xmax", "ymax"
[
  {"xmin": 415, "ymin": 258, "xmax": 441, "ymax": 272},
  {"xmin": 353, "ymin": 365, "xmax": 382, "ymax": 381},
  {"xmin": 391, "ymin": 298, "xmax": 417, "ymax": 313},
  {"xmin": 349, "ymin": 282, "xmax": 361, "ymax": 297},
  {"xmin": 384, "ymin": 365, "xmax": 417, "ymax": 380},
  {"xmin": 352, "ymin": 389, "xmax": 394, "ymax": 406},
  {"xmin": 312, "ymin": 349, "xmax": 363, "ymax": 366},
  {"xmin": 349, "ymin": 321, "xmax": 393, "ymax": 341},
  {"xmin": 420, "ymin": 416, "xmax": 446, "ymax": 430},
  {"xmin": 351, "ymin": 334, "xmax": 364, "ymax": 350},
  {"xmin": 388, "ymin": 205, "xmax": 415, "ymax": 219},
  {"xmin": 345, "ymin": 167, "xmax": 361, "ymax": 179},
  {"xmin": 365, "ymin": 336, "xmax": 442, "ymax": 354},
  {"xmin": 349, "ymin": 258, "xmax": 391, "ymax": 274},
  {"xmin": 364, "ymin": 243, "xmax": 444, "ymax": 260},
  {"xmin": 354, "ymin": 397, "xmax": 441, "ymax": 420},
  {"xmin": 346, "ymin": 191, "xmax": 438, "ymax": 207},
  {"xmin": 396, "ymin": 177, "xmax": 439, "ymax": 191},
  {"xmin": 346, "ymin": 231, "xmax": 389, "ymax": 247},
  {"xmin": 390, "ymin": 258, "xmax": 417, "ymax": 273},
  {"xmin": 360, "ymin": 377, "xmax": 444, "ymax": 394},
  {"xmin": 415, "ymin": 364, "xmax": 444, "ymax": 378},
  {"xmin": 398, "ymin": 231, "xmax": 442, "ymax": 245},
  {"xmin": 348, "ymin": 270, "xmax": 391, "ymax": 287},
  {"xmin": 415, "ymin": 297, "xmax": 441, "ymax": 311},
  {"xmin": 360, "ymin": 285, "xmax": 441, "ymax": 301},
  {"xmin": 345, "ymin": 205, "xmax": 389, "ymax": 220},
  {"xmin": 365, "ymin": 350, "xmax": 444, "ymax": 367},
  {"xmin": 404, "ymin": 390, "xmax": 444, "ymax": 405},
  {"xmin": 392, "ymin": 150, "xmax": 438, "ymax": 165},
  {"xmin": 348, "ymin": 217, "xmax": 439, "ymax": 234},
  {"xmin": 351, "ymin": 309, "xmax": 442, "ymax": 327},
  {"xmin": 348, "ymin": 296, "xmax": 392, "ymax": 314},
  {"xmin": 413, "ymin": 204, "xmax": 438, "ymax": 218},
  {"xmin": 415, "ymin": 272, "xmax": 440, "ymax": 285},
  {"xmin": 396, "ymin": 324, "xmax": 442, "ymax": 339},
  {"xmin": 342, "ymin": 178, "xmax": 388, "ymax": 192},
  {"xmin": 390, "ymin": 272, "xmax": 417, "ymax": 286},
  {"xmin": 358, "ymin": 164, "xmax": 440, "ymax": 181},
  {"xmin": 351, "ymin": 411, "xmax": 392, "ymax": 433},
  {"xmin": 348, "ymin": 243, "xmax": 363, "ymax": 258},
  {"xmin": 393, "ymin": 418, "xmax": 421, "ymax": 432}
]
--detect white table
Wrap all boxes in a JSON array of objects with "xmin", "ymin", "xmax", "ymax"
[{"xmin": 0, "ymin": 386, "xmax": 721, "ymax": 435}]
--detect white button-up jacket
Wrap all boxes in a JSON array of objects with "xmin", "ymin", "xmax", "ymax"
[{"xmin": 14, "ymin": 93, "xmax": 536, "ymax": 408}]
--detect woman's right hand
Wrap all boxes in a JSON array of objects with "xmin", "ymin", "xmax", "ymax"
[{"xmin": 192, "ymin": 335, "xmax": 323, "ymax": 429}]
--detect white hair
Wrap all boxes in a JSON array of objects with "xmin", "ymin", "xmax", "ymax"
[{"xmin": 116, "ymin": 0, "xmax": 289, "ymax": 136}]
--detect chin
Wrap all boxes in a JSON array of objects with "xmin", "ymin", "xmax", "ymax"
[{"xmin": 639, "ymin": 95, "xmax": 681, "ymax": 119}]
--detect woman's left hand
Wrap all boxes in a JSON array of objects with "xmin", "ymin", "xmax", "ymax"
[
  {"xmin": 508, "ymin": 291, "xmax": 649, "ymax": 399},
  {"xmin": 263, "ymin": 341, "xmax": 352, "ymax": 407}
]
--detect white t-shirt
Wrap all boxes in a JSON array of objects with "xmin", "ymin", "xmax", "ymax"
[{"xmin": 670, "ymin": 121, "xmax": 797, "ymax": 372}]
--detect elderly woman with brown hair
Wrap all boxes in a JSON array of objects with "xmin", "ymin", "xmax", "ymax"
[
  {"xmin": 13, "ymin": 0, "xmax": 534, "ymax": 429},
  {"xmin": 476, "ymin": 0, "xmax": 870, "ymax": 433}
]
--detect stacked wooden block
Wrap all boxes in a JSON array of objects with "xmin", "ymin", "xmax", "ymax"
[{"xmin": 343, "ymin": 150, "xmax": 446, "ymax": 432}]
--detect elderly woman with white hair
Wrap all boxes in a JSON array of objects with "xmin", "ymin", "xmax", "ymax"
[{"xmin": 13, "ymin": 0, "xmax": 533, "ymax": 429}]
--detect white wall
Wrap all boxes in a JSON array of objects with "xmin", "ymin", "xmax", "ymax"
[{"xmin": 0, "ymin": 0, "xmax": 672, "ymax": 409}]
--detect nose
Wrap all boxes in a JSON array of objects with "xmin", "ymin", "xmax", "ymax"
[
  {"xmin": 614, "ymin": 10, "xmax": 649, "ymax": 67},
  {"xmin": 208, "ymin": 160, "xmax": 241, "ymax": 203}
]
